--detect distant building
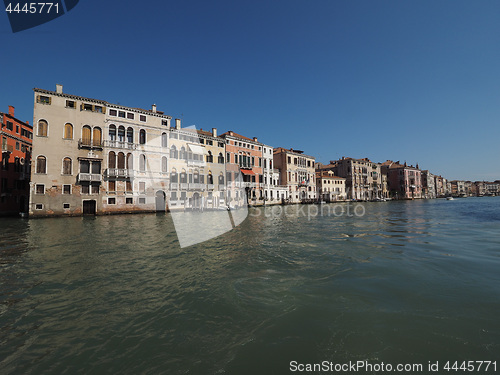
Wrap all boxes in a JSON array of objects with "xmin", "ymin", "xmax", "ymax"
[
  {"xmin": 380, "ymin": 160, "xmax": 422, "ymax": 199},
  {"xmin": 450, "ymin": 180, "xmax": 466, "ymax": 197},
  {"xmin": 421, "ymin": 170, "xmax": 436, "ymax": 199},
  {"xmin": 0, "ymin": 105, "xmax": 32, "ymax": 215},
  {"xmin": 316, "ymin": 170, "xmax": 346, "ymax": 202},
  {"xmin": 273, "ymin": 147, "xmax": 316, "ymax": 203},
  {"xmin": 322, "ymin": 157, "xmax": 383, "ymax": 200}
]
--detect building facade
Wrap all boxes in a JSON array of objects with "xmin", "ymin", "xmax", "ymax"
[
  {"xmin": 30, "ymin": 85, "xmax": 172, "ymax": 217},
  {"xmin": 273, "ymin": 147, "xmax": 316, "ymax": 203},
  {"xmin": 316, "ymin": 170, "xmax": 346, "ymax": 202},
  {"xmin": 1, "ymin": 105, "xmax": 32, "ymax": 215},
  {"xmin": 381, "ymin": 160, "xmax": 422, "ymax": 199}
]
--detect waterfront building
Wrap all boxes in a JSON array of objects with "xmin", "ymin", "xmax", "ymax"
[
  {"xmin": 485, "ymin": 181, "xmax": 500, "ymax": 196},
  {"xmin": 315, "ymin": 170, "xmax": 346, "ymax": 202},
  {"xmin": 261, "ymin": 143, "xmax": 288, "ymax": 204},
  {"xmin": 0, "ymin": 105, "xmax": 32, "ymax": 215},
  {"xmin": 450, "ymin": 180, "xmax": 466, "ymax": 197},
  {"xmin": 472, "ymin": 181, "xmax": 486, "ymax": 196},
  {"xmin": 273, "ymin": 147, "xmax": 316, "ymax": 203},
  {"xmin": 464, "ymin": 181, "xmax": 473, "ymax": 196},
  {"xmin": 220, "ymin": 131, "xmax": 263, "ymax": 206},
  {"xmin": 435, "ymin": 175, "xmax": 445, "ymax": 197},
  {"xmin": 380, "ymin": 160, "xmax": 422, "ymax": 199},
  {"xmin": 421, "ymin": 170, "xmax": 436, "ymax": 199},
  {"xmin": 321, "ymin": 157, "xmax": 383, "ymax": 200},
  {"xmin": 167, "ymin": 124, "xmax": 226, "ymax": 210},
  {"xmin": 30, "ymin": 85, "xmax": 172, "ymax": 216}
]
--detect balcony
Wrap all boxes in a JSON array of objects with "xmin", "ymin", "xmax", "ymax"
[
  {"xmin": 78, "ymin": 139, "xmax": 103, "ymax": 150},
  {"xmin": 78, "ymin": 173, "xmax": 102, "ymax": 182},
  {"xmin": 188, "ymin": 183, "xmax": 202, "ymax": 190},
  {"xmin": 105, "ymin": 168, "xmax": 133, "ymax": 178},
  {"xmin": 187, "ymin": 159, "xmax": 205, "ymax": 167},
  {"xmin": 242, "ymin": 182, "xmax": 257, "ymax": 188},
  {"xmin": 104, "ymin": 140, "xmax": 137, "ymax": 150},
  {"xmin": 180, "ymin": 183, "xmax": 188, "ymax": 190},
  {"xmin": 207, "ymin": 184, "xmax": 214, "ymax": 190},
  {"xmin": 1, "ymin": 144, "xmax": 13, "ymax": 153},
  {"xmin": 170, "ymin": 183, "xmax": 178, "ymax": 190}
]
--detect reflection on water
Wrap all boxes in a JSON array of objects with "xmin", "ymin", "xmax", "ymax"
[{"xmin": 1, "ymin": 198, "xmax": 500, "ymax": 374}]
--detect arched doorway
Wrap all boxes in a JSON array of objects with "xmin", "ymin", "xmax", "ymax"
[{"xmin": 156, "ymin": 190, "xmax": 166, "ymax": 212}]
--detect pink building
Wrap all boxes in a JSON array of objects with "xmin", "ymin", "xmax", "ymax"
[{"xmin": 381, "ymin": 161, "xmax": 422, "ymax": 199}]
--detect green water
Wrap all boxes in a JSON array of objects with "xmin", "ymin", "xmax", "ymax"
[{"xmin": 1, "ymin": 198, "xmax": 499, "ymax": 374}]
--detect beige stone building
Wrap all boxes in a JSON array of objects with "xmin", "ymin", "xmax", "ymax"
[
  {"xmin": 30, "ymin": 84, "xmax": 172, "ymax": 216},
  {"xmin": 316, "ymin": 170, "xmax": 346, "ymax": 201},
  {"xmin": 273, "ymin": 147, "xmax": 316, "ymax": 203}
]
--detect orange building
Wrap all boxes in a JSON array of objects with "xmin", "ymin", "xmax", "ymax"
[
  {"xmin": 220, "ymin": 131, "xmax": 263, "ymax": 205},
  {"xmin": 0, "ymin": 106, "xmax": 33, "ymax": 215}
]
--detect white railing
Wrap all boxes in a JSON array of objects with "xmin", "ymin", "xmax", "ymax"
[
  {"xmin": 105, "ymin": 168, "xmax": 133, "ymax": 178},
  {"xmin": 78, "ymin": 173, "xmax": 102, "ymax": 182},
  {"xmin": 104, "ymin": 140, "xmax": 137, "ymax": 150}
]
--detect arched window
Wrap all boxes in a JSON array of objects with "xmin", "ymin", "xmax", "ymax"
[
  {"xmin": 93, "ymin": 127, "xmax": 102, "ymax": 146},
  {"xmin": 139, "ymin": 129, "xmax": 146, "ymax": 144},
  {"xmin": 162, "ymin": 156, "xmax": 167, "ymax": 172},
  {"xmin": 108, "ymin": 151, "xmax": 116, "ymax": 169},
  {"xmin": 117, "ymin": 152, "xmax": 125, "ymax": 169},
  {"xmin": 127, "ymin": 153, "xmax": 133, "ymax": 170},
  {"xmin": 126, "ymin": 127, "xmax": 133, "ymax": 143},
  {"xmin": 218, "ymin": 173, "xmax": 224, "ymax": 185},
  {"xmin": 38, "ymin": 120, "xmax": 48, "ymax": 137},
  {"xmin": 162, "ymin": 132, "xmax": 167, "ymax": 147},
  {"xmin": 82, "ymin": 125, "xmax": 92, "ymax": 145},
  {"xmin": 139, "ymin": 154, "xmax": 146, "ymax": 171},
  {"xmin": 36, "ymin": 156, "xmax": 46, "ymax": 174},
  {"xmin": 64, "ymin": 123, "xmax": 73, "ymax": 139},
  {"xmin": 208, "ymin": 172, "xmax": 213, "ymax": 185},
  {"xmin": 194, "ymin": 170, "xmax": 200, "ymax": 183},
  {"xmin": 171, "ymin": 168, "xmax": 178, "ymax": 183},
  {"xmin": 62, "ymin": 157, "xmax": 72, "ymax": 175},
  {"xmin": 109, "ymin": 125, "xmax": 116, "ymax": 141},
  {"xmin": 118, "ymin": 126, "xmax": 125, "ymax": 142},
  {"xmin": 207, "ymin": 151, "xmax": 213, "ymax": 163},
  {"xmin": 180, "ymin": 146, "xmax": 186, "ymax": 160},
  {"xmin": 218, "ymin": 153, "xmax": 224, "ymax": 164},
  {"xmin": 170, "ymin": 145, "xmax": 177, "ymax": 159}
]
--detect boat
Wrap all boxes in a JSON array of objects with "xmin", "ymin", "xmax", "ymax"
[{"xmin": 446, "ymin": 197, "xmax": 454, "ymax": 200}]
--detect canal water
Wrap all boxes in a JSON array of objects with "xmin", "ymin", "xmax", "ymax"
[{"xmin": 1, "ymin": 198, "xmax": 499, "ymax": 374}]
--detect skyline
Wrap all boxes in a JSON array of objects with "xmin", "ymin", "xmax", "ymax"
[{"xmin": 1, "ymin": 0, "xmax": 499, "ymax": 181}]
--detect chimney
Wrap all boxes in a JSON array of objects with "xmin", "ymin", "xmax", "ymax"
[
  {"xmin": 175, "ymin": 118, "xmax": 181, "ymax": 129},
  {"xmin": 212, "ymin": 128, "xmax": 217, "ymax": 137},
  {"xmin": 56, "ymin": 84, "xmax": 63, "ymax": 94},
  {"xmin": 229, "ymin": 131, "xmax": 234, "ymax": 136},
  {"xmin": 8, "ymin": 105, "xmax": 14, "ymax": 116},
  {"xmin": 152, "ymin": 104, "xmax": 157, "ymax": 113},
  {"xmin": 253, "ymin": 137, "xmax": 258, "ymax": 142}
]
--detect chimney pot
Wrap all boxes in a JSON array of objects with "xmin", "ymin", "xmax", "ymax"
[
  {"xmin": 212, "ymin": 128, "xmax": 217, "ymax": 137},
  {"xmin": 152, "ymin": 104, "xmax": 157, "ymax": 113},
  {"xmin": 8, "ymin": 105, "xmax": 14, "ymax": 116},
  {"xmin": 56, "ymin": 84, "xmax": 63, "ymax": 94},
  {"xmin": 253, "ymin": 137, "xmax": 258, "ymax": 142},
  {"xmin": 175, "ymin": 118, "xmax": 181, "ymax": 129}
]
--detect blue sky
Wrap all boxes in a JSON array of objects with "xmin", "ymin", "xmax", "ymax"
[{"xmin": 1, "ymin": 0, "xmax": 499, "ymax": 181}]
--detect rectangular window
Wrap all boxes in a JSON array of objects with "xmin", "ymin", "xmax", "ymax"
[
  {"xmin": 126, "ymin": 197, "xmax": 133, "ymax": 204},
  {"xmin": 108, "ymin": 180, "xmax": 116, "ymax": 192},
  {"xmin": 16, "ymin": 126, "xmax": 19, "ymax": 133},
  {"xmin": 118, "ymin": 111, "xmax": 126, "ymax": 118},
  {"xmin": 6, "ymin": 121, "xmax": 13, "ymax": 130},
  {"xmin": 139, "ymin": 197, "xmax": 146, "ymax": 204},
  {"xmin": 35, "ymin": 204, "xmax": 43, "ymax": 210},
  {"xmin": 91, "ymin": 184, "xmax": 100, "ymax": 195},
  {"xmin": 66, "ymin": 100, "xmax": 76, "ymax": 108},
  {"xmin": 15, "ymin": 142, "xmax": 19, "ymax": 150},
  {"xmin": 126, "ymin": 181, "xmax": 132, "ymax": 192},
  {"xmin": 81, "ymin": 182, "xmax": 90, "ymax": 194},
  {"xmin": 109, "ymin": 109, "xmax": 117, "ymax": 116},
  {"xmin": 162, "ymin": 120, "xmax": 168, "ymax": 126},
  {"xmin": 35, "ymin": 184, "xmax": 44, "ymax": 194},
  {"xmin": 139, "ymin": 182, "xmax": 146, "ymax": 193},
  {"xmin": 127, "ymin": 113, "xmax": 134, "ymax": 119},
  {"xmin": 63, "ymin": 203, "xmax": 70, "ymax": 209},
  {"xmin": 108, "ymin": 197, "xmax": 116, "ymax": 205},
  {"xmin": 171, "ymin": 192, "xmax": 177, "ymax": 200},
  {"xmin": 63, "ymin": 185, "xmax": 71, "ymax": 194},
  {"xmin": 140, "ymin": 115, "xmax": 146, "ymax": 122},
  {"xmin": 83, "ymin": 103, "xmax": 93, "ymax": 111},
  {"xmin": 94, "ymin": 106, "xmax": 103, "ymax": 113},
  {"xmin": 38, "ymin": 96, "xmax": 50, "ymax": 104}
]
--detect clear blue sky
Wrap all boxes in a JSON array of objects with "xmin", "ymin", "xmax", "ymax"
[{"xmin": 2, "ymin": 0, "xmax": 499, "ymax": 181}]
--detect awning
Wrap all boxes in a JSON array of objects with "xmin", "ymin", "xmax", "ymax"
[
  {"xmin": 188, "ymin": 144, "xmax": 206, "ymax": 155},
  {"xmin": 240, "ymin": 169, "xmax": 255, "ymax": 175}
]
